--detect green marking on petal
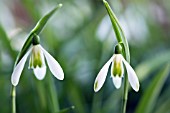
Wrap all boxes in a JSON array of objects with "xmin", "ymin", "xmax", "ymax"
[
  {"xmin": 37, "ymin": 51, "xmax": 43, "ymax": 67},
  {"xmin": 33, "ymin": 52, "xmax": 42, "ymax": 68},
  {"xmin": 94, "ymin": 81, "xmax": 98, "ymax": 90},
  {"xmin": 136, "ymin": 83, "xmax": 139, "ymax": 91},
  {"xmin": 112, "ymin": 55, "xmax": 123, "ymax": 77},
  {"xmin": 112, "ymin": 62, "xmax": 123, "ymax": 77},
  {"xmin": 30, "ymin": 45, "xmax": 44, "ymax": 69}
]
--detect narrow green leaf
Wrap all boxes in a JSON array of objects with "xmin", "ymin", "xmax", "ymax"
[
  {"xmin": 154, "ymin": 98, "xmax": 170, "ymax": 113},
  {"xmin": 135, "ymin": 64, "xmax": 170, "ymax": 113},
  {"xmin": 154, "ymin": 86, "xmax": 170, "ymax": 113},
  {"xmin": 0, "ymin": 25, "xmax": 16, "ymax": 59},
  {"xmin": 47, "ymin": 74, "xmax": 60, "ymax": 112},
  {"xmin": 35, "ymin": 80, "xmax": 48, "ymax": 111},
  {"xmin": 15, "ymin": 4, "xmax": 62, "ymax": 65},
  {"xmin": 135, "ymin": 50, "xmax": 170, "ymax": 81},
  {"xmin": 67, "ymin": 81, "xmax": 86, "ymax": 113},
  {"xmin": 56, "ymin": 106, "xmax": 75, "ymax": 113}
]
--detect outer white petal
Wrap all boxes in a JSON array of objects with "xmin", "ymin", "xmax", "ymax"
[
  {"xmin": 112, "ymin": 76, "xmax": 122, "ymax": 89},
  {"xmin": 121, "ymin": 55, "xmax": 140, "ymax": 92},
  {"xmin": 11, "ymin": 49, "xmax": 31, "ymax": 86},
  {"xmin": 39, "ymin": 46, "xmax": 46, "ymax": 67},
  {"xmin": 40, "ymin": 46, "xmax": 64, "ymax": 80},
  {"xmin": 94, "ymin": 55, "xmax": 114, "ymax": 92},
  {"xmin": 33, "ymin": 66, "xmax": 46, "ymax": 80}
]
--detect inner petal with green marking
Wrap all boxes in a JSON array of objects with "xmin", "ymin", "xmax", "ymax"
[
  {"xmin": 29, "ymin": 45, "xmax": 44, "ymax": 69},
  {"xmin": 112, "ymin": 55, "xmax": 123, "ymax": 77}
]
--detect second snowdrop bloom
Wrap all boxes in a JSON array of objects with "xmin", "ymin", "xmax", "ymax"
[
  {"xmin": 11, "ymin": 35, "xmax": 64, "ymax": 86},
  {"xmin": 94, "ymin": 44, "xmax": 139, "ymax": 92}
]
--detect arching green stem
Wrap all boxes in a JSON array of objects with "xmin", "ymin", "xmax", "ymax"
[{"xmin": 103, "ymin": 1, "xmax": 130, "ymax": 113}]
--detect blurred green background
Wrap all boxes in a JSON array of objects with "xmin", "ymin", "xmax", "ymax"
[{"xmin": 0, "ymin": 0, "xmax": 170, "ymax": 113}]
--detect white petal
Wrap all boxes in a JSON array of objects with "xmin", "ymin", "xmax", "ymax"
[
  {"xmin": 112, "ymin": 76, "xmax": 122, "ymax": 89},
  {"xmin": 39, "ymin": 47, "xmax": 46, "ymax": 66},
  {"xmin": 121, "ymin": 55, "xmax": 140, "ymax": 92},
  {"xmin": 40, "ymin": 46, "xmax": 64, "ymax": 80},
  {"xmin": 94, "ymin": 55, "xmax": 114, "ymax": 92},
  {"xmin": 33, "ymin": 66, "xmax": 46, "ymax": 80},
  {"xmin": 11, "ymin": 49, "xmax": 31, "ymax": 86}
]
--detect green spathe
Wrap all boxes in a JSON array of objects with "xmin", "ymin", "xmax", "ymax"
[{"xmin": 15, "ymin": 4, "xmax": 62, "ymax": 66}]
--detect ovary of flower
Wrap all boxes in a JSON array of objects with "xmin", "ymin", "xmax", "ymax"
[
  {"xmin": 94, "ymin": 54, "xmax": 139, "ymax": 92},
  {"xmin": 11, "ymin": 44, "xmax": 64, "ymax": 86}
]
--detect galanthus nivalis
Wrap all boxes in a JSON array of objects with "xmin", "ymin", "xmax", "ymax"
[
  {"xmin": 11, "ymin": 35, "xmax": 64, "ymax": 86},
  {"xmin": 94, "ymin": 44, "xmax": 139, "ymax": 92}
]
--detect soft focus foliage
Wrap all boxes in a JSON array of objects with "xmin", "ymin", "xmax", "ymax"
[{"xmin": 0, "ymin": 0, "xmax": 170, "ymax": 113}]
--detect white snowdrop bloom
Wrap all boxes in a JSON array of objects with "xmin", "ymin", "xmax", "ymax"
[
  {"xmin": 94, "ymin": 44, "xmax": 139, "ymax": 92},
  {"xmin": 11, "ymin": 36, "xmax": 64, "ymax": 86}
]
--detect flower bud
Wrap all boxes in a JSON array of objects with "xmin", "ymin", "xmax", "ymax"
[
  {"xmin": 114, "ymin": 44, "xmax": 122, "ymax": 54},
  {"xmin": 32, "ymin": 34, "xmax": 40, "ymax": 45}
]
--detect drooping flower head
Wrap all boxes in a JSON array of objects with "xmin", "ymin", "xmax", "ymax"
[
  {"xmin": 94, "ymin": 44, "xmax": 139, "ymax": 92},
  {"xmin": 11, "ymin": 35, "xmax": 64, "ymax": 86}
]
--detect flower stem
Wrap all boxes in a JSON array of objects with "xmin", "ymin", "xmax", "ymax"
[
  {"xmin": 122, "ymin": 72, "xmax": 129, "ymax": 113},
  {"xmin": 11, "ymin": 85, "xmax": 16, "ymax": 113},
  {"xmin": 10, "ymin": 4, "xmax": 62, "ymax": 113},
  {"xmin": 102, "ymin": 1, "xmax": 130, "ymax": 113}
]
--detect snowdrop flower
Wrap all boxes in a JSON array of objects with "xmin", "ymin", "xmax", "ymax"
[
  {"xmin": 11, "ymin": 35, "xmax": 64, "ymax": 86},
  {"xmin": 94, "ymin": 44, "xmax": 139, "ymax": 92}
]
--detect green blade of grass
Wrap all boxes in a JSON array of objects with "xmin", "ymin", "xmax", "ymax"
[
  {"xmin": 0, "ymin": 25, "xmax": 16, "ymax": 59},
  {"xmin": 135, "ymin": 50, "xmax": 170, "ymax": 82},
  {"xmin": 154, "ymin": 98, "xmax": 170, "ymax": 113},
  {"xmin": 135, "ymin": 64, "xmax": 170, "ymax": 113},
  {"xmin": 56, "ymin": 106, "xmax": 75, "ymax": 113},
  {"xmin": 154, "ymin": 86, "xmax": 170, "ymax": 113}
]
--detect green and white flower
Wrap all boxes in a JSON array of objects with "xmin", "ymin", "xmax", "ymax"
[
  {"xmin": 94, "ymin": 44, "xmax": 139, "ymax": 92},
  {"xmin": 11, "ymin": 36, "xmax": 64, "ymax": 86}
]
